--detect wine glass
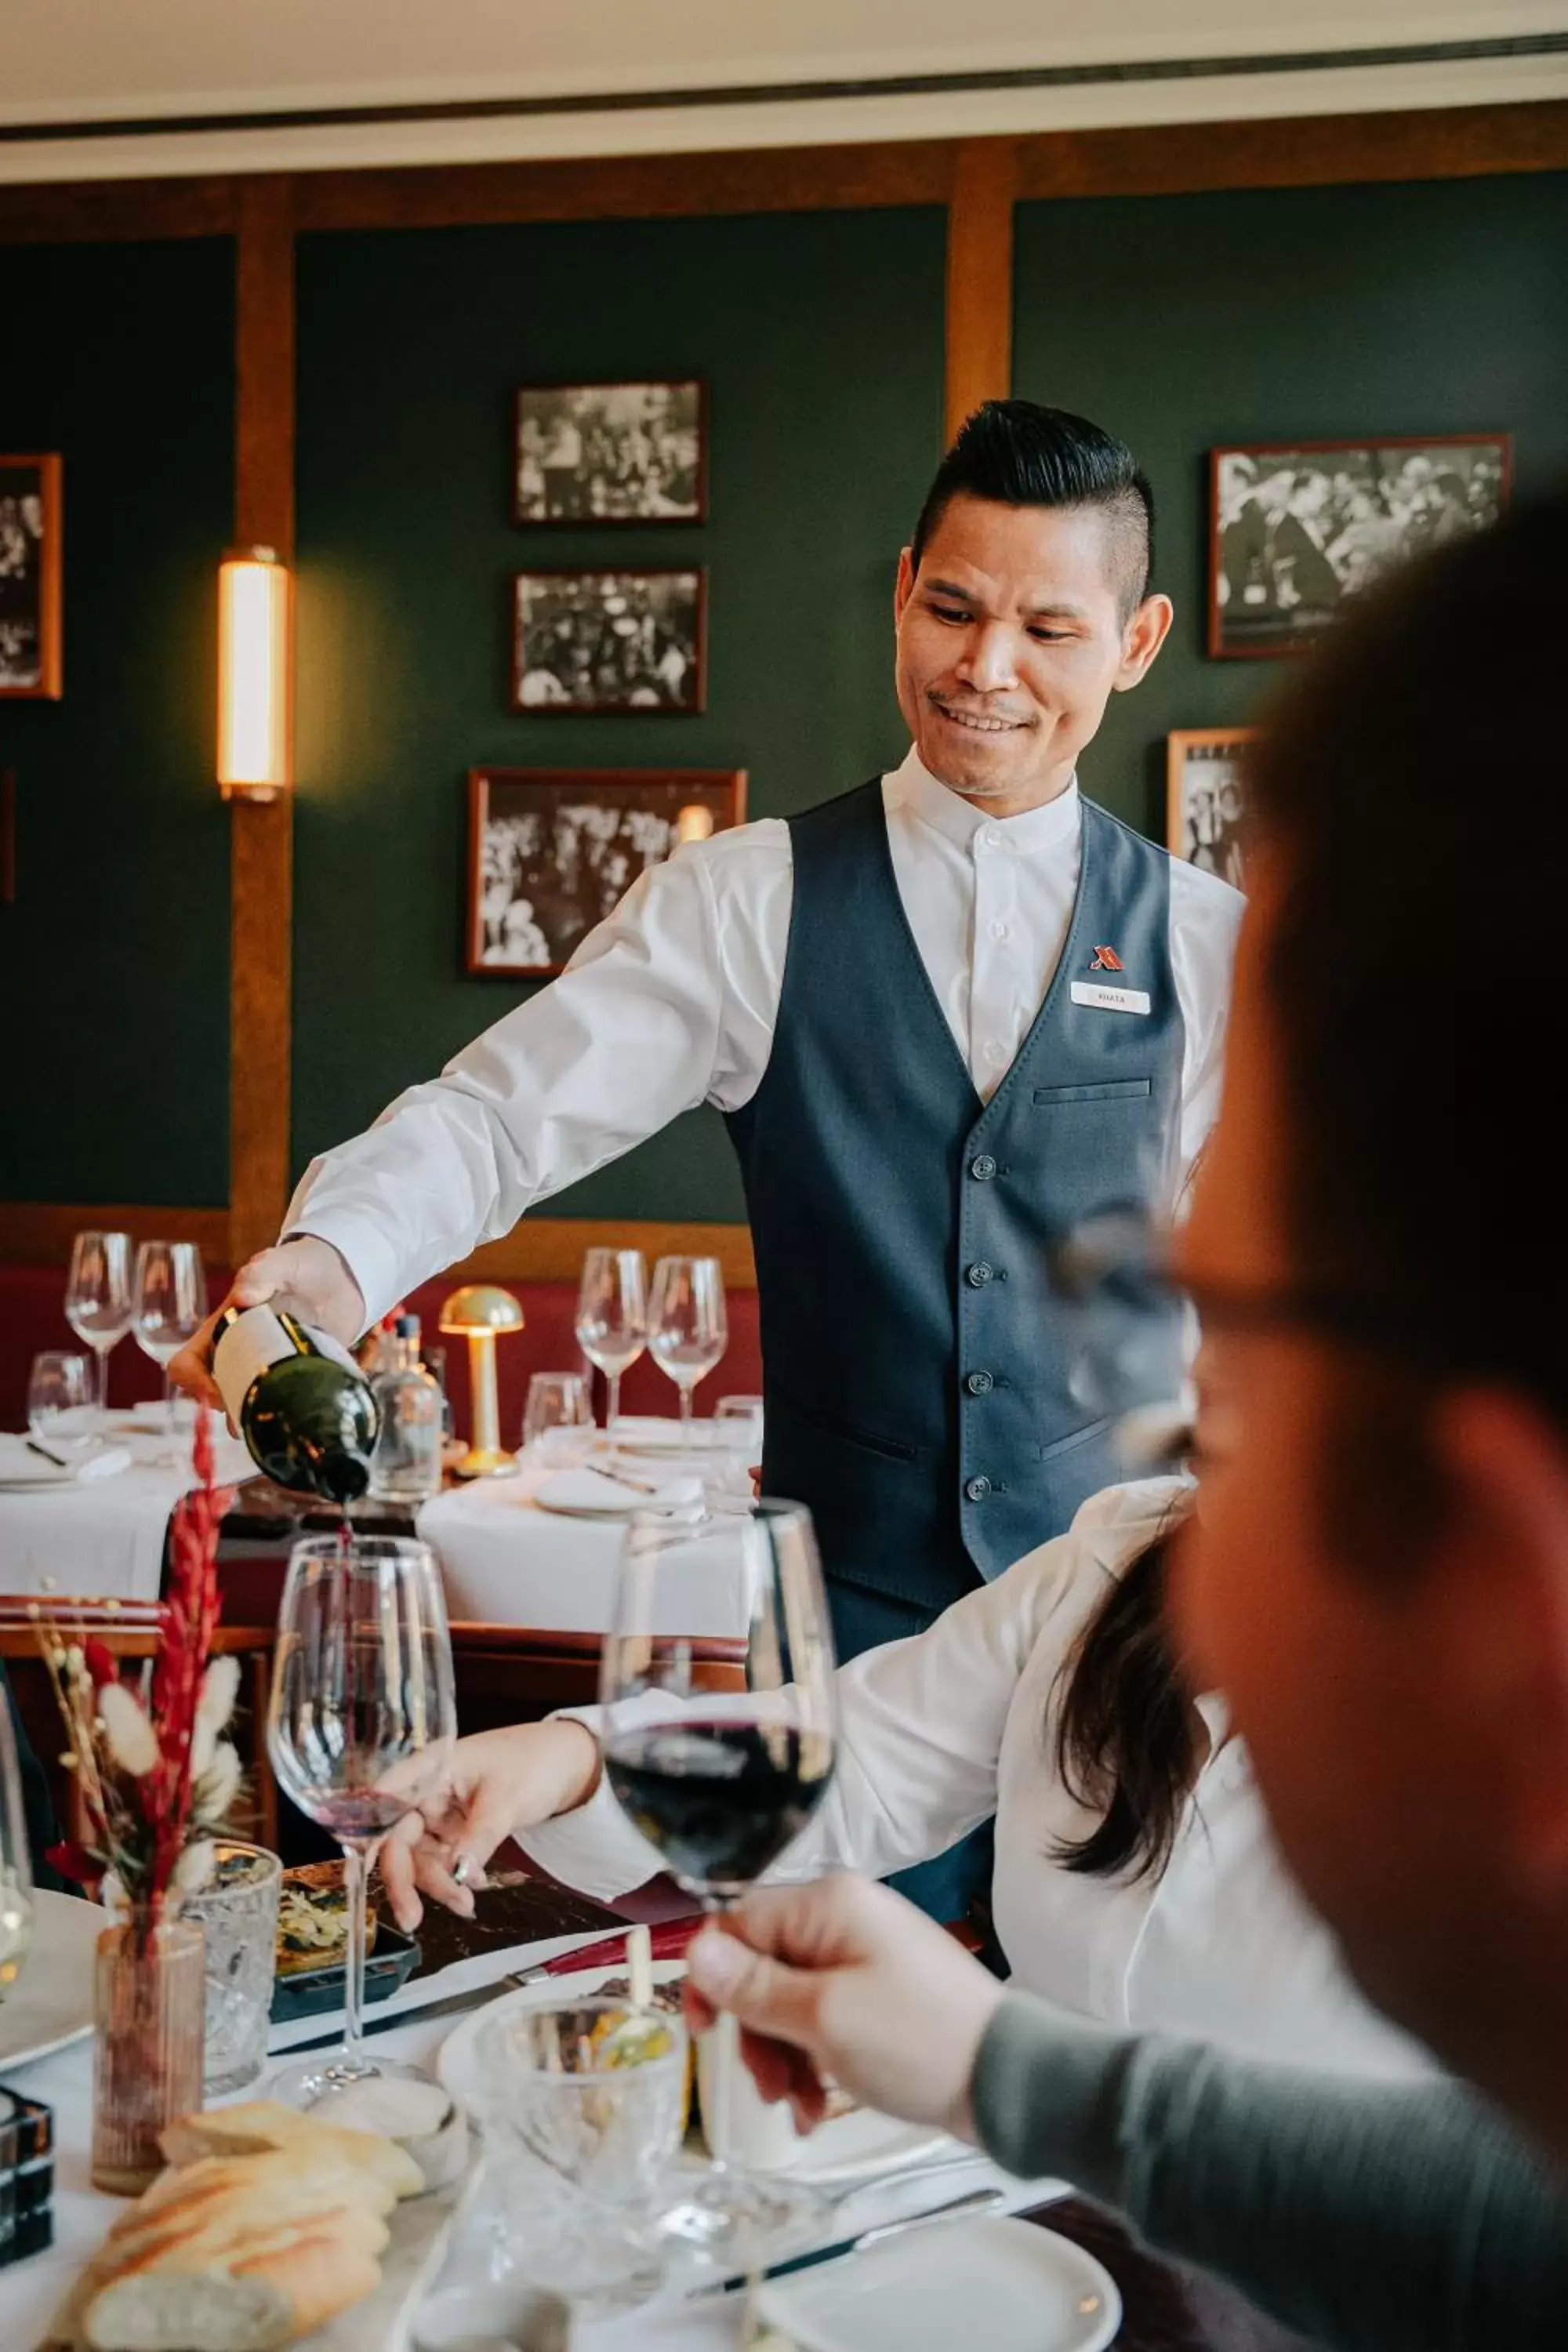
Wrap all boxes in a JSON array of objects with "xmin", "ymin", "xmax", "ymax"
[
  {"xmin": 27, "ymin": 1351, "xmax": 96, "ymax": 1461},
  {"xmin": 647, "ymin": 1256, "xmax": 727, "ymax": 1448},
  {"xmin": 132, "ymin": 1241, "xmax": 207, "ymax": 1459},
  {"xmin": 267, "ymin": 1534, "xmax": 456, "ymax": 2107},
  {"xmin": 600, "ymin": 1501, "xmax": 838, "ymax": 2263},
  {"xmin": 65, "ymin": 1230, "xmax": 132, "ymax": 1426},
  {"xmin": 575, "ymin": 1248, "xmax": 647, "ymax": 1443},
  {"xmin": 0, "ymin": 1684, "xmax": 35, "ymax": 2009}
]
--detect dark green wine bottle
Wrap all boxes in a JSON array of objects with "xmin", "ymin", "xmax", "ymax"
[{"xmin": 212, "ymin": 1304, "xmax": 379, "ymax": 1502}]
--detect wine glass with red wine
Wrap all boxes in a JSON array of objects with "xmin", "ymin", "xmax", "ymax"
[
  {"xmin": 267, "ymin": 1533, "xmax": 456, "ymax": 2107},
  {"xmin": 600, "ymin": 1500, "xmax": 839, "ymax": 2263}
]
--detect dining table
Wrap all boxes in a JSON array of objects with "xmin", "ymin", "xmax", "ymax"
[{"xmin": 0, "ymin": 1875, "xmax": 1320, "ymax": 2352}]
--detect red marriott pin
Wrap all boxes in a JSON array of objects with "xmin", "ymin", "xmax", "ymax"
[{"xmin": 1090, "ymin": 946, "xmax": 1124, "ymax": 973}]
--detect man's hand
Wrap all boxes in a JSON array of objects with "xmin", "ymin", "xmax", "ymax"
[
  {"xmin": 684, "ymin": 1875, "xmax": 1004, "ymax": 2140},
  {"xmin": 169, "ymin": 1236, "xmax": 367, "ymax": 1412},
  {"xmin": 379, "ymin": 1721, "xmax": 603, "ymax": 1932}
]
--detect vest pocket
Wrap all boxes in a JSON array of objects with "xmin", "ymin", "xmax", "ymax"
[
  {"xmin": 1032, "ymin": 1079, "xmax": 1152, "ymax": 1105},
  {"xmin": 770, "ymin": 1380, "xmax": 921, "ymax": 1462}
]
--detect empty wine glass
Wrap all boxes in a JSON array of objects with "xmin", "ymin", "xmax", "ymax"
[
  {"xmin": 267, "ymin": 1534, "xmax": 456, "ymax": 2107},
  {"xmin": 647, "ymin": 1257, "xmax": 727, "ymax": 1448},
  {"xmin": 601, "ymin": 1501, "xmax": 838, "ymax": 2264},
  {"xmin": 65, "ymin": 1230, "xmax": 132, "ymax": 1426},
  {"xmin": 27, "ymin": 1352, "xmax": 96, "ymax": 1461},
  {"xmin": 132, "ymin": 1241, "xmax": 207, "ymax": 1460},
  {"xmin": 574, "ymin": 1249, "xmax": 647, "ymax": 1441}
]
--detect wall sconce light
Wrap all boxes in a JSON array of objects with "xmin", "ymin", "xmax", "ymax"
[
  {"xmin": 217, "ymin": 546, "xmax": 292, "ymax": 800},
  {"xmin": 438, "ymin": 1283, "xmax": 525, "ymax": 1477}
]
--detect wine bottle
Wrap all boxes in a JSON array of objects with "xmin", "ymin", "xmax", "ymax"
[{"xmin": 212, "ymin": 1305, "xmax": 379, "ymax": 1502}]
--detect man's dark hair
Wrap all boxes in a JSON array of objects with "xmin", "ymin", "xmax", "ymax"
[{"xmin": 910, "ymin": 399, "xmax": 1156, "ymax": 619}]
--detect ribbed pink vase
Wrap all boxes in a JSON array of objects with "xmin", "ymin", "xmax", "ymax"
[{"xmin": 91, "ymin": 1913, "xmax": 206, "ymax": 2194}]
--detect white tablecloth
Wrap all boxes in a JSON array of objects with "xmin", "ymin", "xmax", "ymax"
[
  {"xmin": 0, "ymin": 1417, "xmax": 258, "ymax": 1603},
  {"xmin": 418, "ymin": 1441, "xmax": 757, "ymax": 1638},
  {"xmin": 0, "ymin": 1929, "xmax": 1061, "ymax": 2350}
]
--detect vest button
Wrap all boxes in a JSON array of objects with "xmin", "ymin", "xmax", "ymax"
[
  {"xmin": 967, "ymin": 1370, "xmax": 994, "ymax": 1395},
  {"xmin": 965, "ymin": 1475, "xmax": 993, "ymax": 1502},
  {"xmin": 970, "ymin": 1154, "xmax": 998, "ymax": 1181},
  {"xmin": 966, "ymin": 1261, "xmax": 994, "ymax": 1287}
]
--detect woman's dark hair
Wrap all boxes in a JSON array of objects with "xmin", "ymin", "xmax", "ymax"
[
  {"xmin": 1051, "ymin": 1526, "xmax": 1198, "ymax": 1883},
  {"xmin": 911, "ymin": 399, "xmax": 1155, "ymax": 619},
  {"xmin": 1247, "ymin": 488, "xmax": 1567, "ymax": 1421}
]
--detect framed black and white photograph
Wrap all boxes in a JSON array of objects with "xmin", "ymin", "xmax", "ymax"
[
  {"xmin": 467, "ymin": 766, "xmax": 747, "ymax": 975},
  {"xmin": 0, "ymin": 453, "xmax": 63, "ymax": 699},
  {"xmin": 1209, "ymin": 434, "xmax": 1510, "ymax": 659},
  {"xmin": 514, "ymin": 380, "xmax": 706, "ymax": 524},
  {"xmin": 1167, "ymin": 728, "xmax": 1255, "ymax": 893},
  {"xmin": 513, "ymin": 568, "xmax": 706, "ymax": 714}
]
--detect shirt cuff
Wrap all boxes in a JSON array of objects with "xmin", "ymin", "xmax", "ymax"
[
  {"xmin": 970, "ymin": 1990, "xmax": 1134, "ymax": 2202},
  {"xmin": 514, "ymin": 1706, "xmax": 666, "ymax": 1905},
  {"xmin": 283, "ymin": 1210, "xmax": 409, "ymax": 1338}
]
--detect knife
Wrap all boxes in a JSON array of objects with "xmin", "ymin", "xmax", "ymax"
[
  {"xmin": 277, "ymin": 1980, "xmax": 506, "ymax": 2054},
  {"xmin": 697, "ymin": 2183, "xmax": 1006, "ymax": 2299}
]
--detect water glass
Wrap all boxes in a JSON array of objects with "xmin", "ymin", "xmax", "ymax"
[
  {"xmin": 65, "ymin": 1229, "xmax": 132, "ymax": 1422},
  {"xmin": 27, "ymin": 1351, "xmax": 96, "ymax": 1459},
  {"xmin": 714, "ymin": 1395, "xmax": 764, "ymax": 1456},
  {"xmin": 477, "ymin": 1998, "xmax": 688, "ymax": 2310},
  {"xmin": 180, "ymin": 1842, "xmax": 281, "ymax": 2095},
  {"xmin": 522, "ymin": 1371, "xmax": 593, "ymax": 1457}
]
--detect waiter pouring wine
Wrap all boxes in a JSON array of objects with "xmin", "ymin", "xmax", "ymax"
[{"xmin": 176, "ymin": 401, "xmax": 1242, "ymax": 1918}]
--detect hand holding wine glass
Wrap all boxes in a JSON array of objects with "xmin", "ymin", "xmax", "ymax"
[
  {"xmin": 132, "ymin": 1241, "xmax": 207, "ymax": 1457},
  {"xmin": 574, "ymin": 1247, "xmax": 648, "ymax": 1442},
  {"xmin": 65, "ymin": 1230, "xmax": 132, "ymax": 1425},
  {"xmin": 599, "ymin": 1501, "xmax": 837, "ymax": 2259},
  {"xmin": 647, "ymin": 1255, "xmax": 727, "ymax": 1448},
  {"xmin": 267, "ymin": 1534, "xmax": 456, "ymax": 2106}
]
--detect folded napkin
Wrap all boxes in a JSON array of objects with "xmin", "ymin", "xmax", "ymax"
[
  {"xmin": 534, "ymin": 1466, "xmax": 707, "ymax": 1514},
  {"xmin": 541, "ymin": 1915, "xmax": 704, "ymax": 1976},
  {"xmin": 0, "ymin": 1434, "xmax": 133, "ymax": 1485}
]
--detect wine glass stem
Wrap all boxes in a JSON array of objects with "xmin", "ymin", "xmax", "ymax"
[
  {"xmin": 340, "ymin": 1836, "xmax": 375, "ymax": 2068},
  {"xmin": 93, "ymin": 1339, "xmax": 111, "ymax": 1421},
  {"xmin": 163, "ymin": 1367, "xmax": 176, "ymax": 1436},
  {"xmin": 701, "ymin": 1892, "xmax": 735, "ymax": 2172},
  {"xmin": 608, "ymin": 1370, "xmax": 621, "ymax": 1435},
  {"xmin": 680, "ymin": 1382, "xmax": 694, "ymax": 1448}
]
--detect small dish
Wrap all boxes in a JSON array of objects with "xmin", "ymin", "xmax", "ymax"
[{"xmin": 757, "ymin": 2212, "xmax": 1121, "ymax": 2352}]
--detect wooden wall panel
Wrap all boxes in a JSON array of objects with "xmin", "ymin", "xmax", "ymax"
[
  {"xmin": 0, "ymin": 175, "xmax": 241, "ymax": 245},
  {"xmin": 1016, "ymin": 98, "xmax": 1568, "ymax": 201},
  {"xmin": 228, "ymin": 177, "xmax": 296, "ymax": 1270},
  {"xmin": 945, "ymin": 137, "xmax": 1016, "ymax": 441},
  {"xmin": 0, "ymin": 1202, "xmax": 230, "ymax": 1263}
]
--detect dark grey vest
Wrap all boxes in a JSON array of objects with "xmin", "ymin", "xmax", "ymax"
[{"xmin": 726, "ymin": 779, "xmax": 1185, "ymax": 1619}]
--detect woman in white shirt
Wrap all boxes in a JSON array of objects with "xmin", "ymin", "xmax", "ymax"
[{"xmin": 382, "ymin": 1475, "xmax": 1428, "ymax": 2081}]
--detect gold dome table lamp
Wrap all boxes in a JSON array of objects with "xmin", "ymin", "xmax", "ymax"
[{"xmin": 438, "ymin": 1284, "xmax": 524, "ymax": 1477}]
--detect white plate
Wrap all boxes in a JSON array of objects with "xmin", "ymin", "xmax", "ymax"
[
  {"xmin": 759, "ymin": 2212, "xmax": 1121, "ymax": 2352},
  {"xmin": 436, "ymin": 1961, "xmax": 949, "ymax": 2187},
  {"xmin": 0, "ymin": 1888, "xmax": 110, "ymax": 2068}
]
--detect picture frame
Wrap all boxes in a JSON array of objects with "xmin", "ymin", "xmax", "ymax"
[
  {"xmin": 0, "ymin": 453, "xmax": 63, "ymax": 700},
  {"xmin": 1208, "ymin": 434, "xmax": 1511, "ymax": 660},
  {"xmin": 514, "ymin": 379, "xmax": 707, "ymax": 526},
  {"xmin": 467, "ymin": 765, "xmax": 748, "ymax": 977},
  {"xmin": 1167, "ymin": 728, "xmax": 1257, "ymax": 894},
  {"xmin": 512, "ymin": 567, "xmax": 707, "ymax": 715}
]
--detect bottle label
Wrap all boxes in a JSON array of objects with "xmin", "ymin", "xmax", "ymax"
[{"xmin": 213, "ymin": 1305, "xmax": 361, "ymax": 1423}]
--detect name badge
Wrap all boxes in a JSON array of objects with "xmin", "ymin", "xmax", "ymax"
[{"xmin": 1070, "ymin": 980, "xmax": 1151, "ymax": 1016}]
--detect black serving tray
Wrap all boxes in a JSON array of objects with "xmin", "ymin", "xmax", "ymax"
[{"xmin": 269, "ymin": 1922, "xmax": 421, "ymax": 2025}]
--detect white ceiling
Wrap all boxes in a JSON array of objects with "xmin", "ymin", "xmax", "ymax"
[{"xmin": 2, "ymin": 0, "xmax": 1563, "ymax": 181}]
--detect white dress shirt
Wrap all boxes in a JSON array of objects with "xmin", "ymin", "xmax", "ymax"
[
  {"xmin": 521, "ymin": 1479, "xmax": 1432, "ymax": 2082},
  {"xmin": 291, "ymin": 749, "xmax": 1244, "ymax": 1328}
]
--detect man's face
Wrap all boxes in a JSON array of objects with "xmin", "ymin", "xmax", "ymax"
[
  {"xmin": 1172, "ymin": 875, "xmax": 1523, "ymax": 2058},
  {"xmin": 893, "ymin": 494, "xmax": 1171, "ymax": 816}
]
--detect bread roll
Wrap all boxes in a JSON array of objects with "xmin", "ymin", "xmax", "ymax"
[
  {"xmin": 84, "ymin": 2220, "xmax": 383, "ymax": 2349},
  {"xmin": 158, "ymin": 2103, "xmax": 423, "ymax": 2204}
]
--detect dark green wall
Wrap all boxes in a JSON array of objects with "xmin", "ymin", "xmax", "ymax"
[
  {"xmin": 0, "ymin": 239, "xmax": 234, "ymax": 1205},
  {"xmin": 292, "ymin": 207, "xmax": 948, "ymax": 1219},
  {"xmin": 1014, "ymin": 172, "xmax": 1568, "ymax": 841}
]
